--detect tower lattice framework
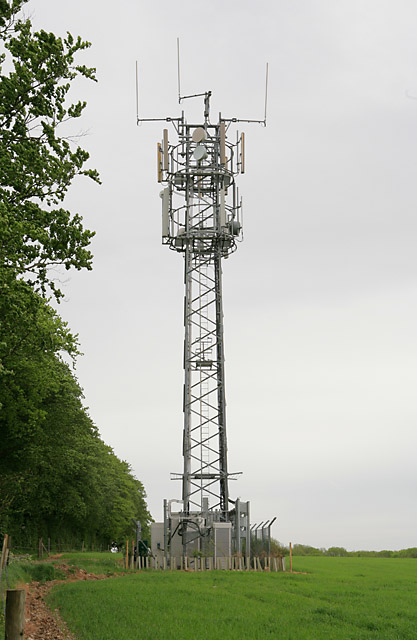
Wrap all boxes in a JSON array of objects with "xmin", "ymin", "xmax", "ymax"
[{"xmin": 159, "ymin": 95, "xmax": 245, "ymax": 520}]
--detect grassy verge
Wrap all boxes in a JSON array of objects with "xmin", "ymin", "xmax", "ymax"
[
  {"xmin": 46, "ymin": 557, "xmax": 417, "ymax": 640},
  {"xmin": 0, "ymin": 551, "xmax": 125, "ymax": 635},
  {"xmin": 58, "ymin": 551, "xmax": 126, "ymax": 576}
]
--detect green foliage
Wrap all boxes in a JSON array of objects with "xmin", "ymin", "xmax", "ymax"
[
  {"xmin": 46, "ymin": 558, "xmax": 417, "ymax": 640},
  {"xmin": 26, "ymin": 562, "xmax": 66, "ymax": 583},
  {"xmin": 59, "ymin": 552, "xmax": 127, "ymax": 576},
  {"xmin": 0, "ymin": 0, "xmax": 99, "ymax": 300},
  {"xmin": 292, "ymin": 543, "xmax": 325, "ymax": 556},
  {"xmin": 291, "ymin": 544, "xmax": 417, "ymax": 559},
  {"xmin": 3, "ymin": 553, "xmax": 126, "ymax": 590},
  {"xmin": 326, "ymin": 546, "xmax": 348, "ymax": 557},
  {"xmin": 269, "ymin": 538, "xmax": 288, "ymax": 557},
  {"xmin": 0, "ymin": 285, "xmax": 152, "ymax": 546},
  {"xmin": 0, "ymin": 308, "xmax": 152, "ymax": 546},
  {"xmin": 0, "ymin": 2, "xmax": 152, "ymax": 550}
]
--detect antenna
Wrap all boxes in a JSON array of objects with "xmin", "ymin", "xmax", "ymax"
[
  {"xmin": 136, "ymin": 54, "xmax": 181, "ymax": 124},
  {"xmin": 264, "ymin": 62, "xmax": 269, "ymax": 126},
  {"xmin": 220, "ymin": 63, "xmax": 269, "ymax": 125},
  {"xmin": 135, "ymin": 61, "xmax": 139, "ymax": 122},
  {"xmin": 177, "ymin": 37, "xmax": 181, "ymax": 104},
  {"xmin": 177, "ymin": 37, "xmax": 212, "ymax": 113}
]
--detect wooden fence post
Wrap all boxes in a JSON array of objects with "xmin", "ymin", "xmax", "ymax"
[
  {"xmin": 1, "ymin": 534, "xmax": 9, "ymax": 574},
  {"xmin": 289, "ymin": 542, "xmax": 292, "ymax": 573},
  {"xmin": 5, "ymin": 589, "xmax": 26, "ymax": 640}
]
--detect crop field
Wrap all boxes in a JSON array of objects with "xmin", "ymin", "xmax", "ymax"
[{"xmin": 46, "ymin": 555, "xmax": 417, "ymax": 640}]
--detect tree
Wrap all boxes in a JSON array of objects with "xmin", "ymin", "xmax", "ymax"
[
  {"xmin": 326, "ymin": 546, "xmax": 348, "ymax": 557},
  {"xmin": 0, "ymin": 285, "xmax": 152, "ymax": 546},
  {"xmin": 0, "ymin": 0, "xmax": 100, "ymax": 300},
  {"xmin": 0, "ymin": 3, "xmax": 152, "ymax": 549},
  {"xmin": 0, "ymin": 280, "xmax": 78, "ymax": 527}
]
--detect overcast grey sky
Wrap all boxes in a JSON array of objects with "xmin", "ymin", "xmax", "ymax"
[{"xmin": 27, "ymin": 0, "xmax": 417, "ymax": 550}]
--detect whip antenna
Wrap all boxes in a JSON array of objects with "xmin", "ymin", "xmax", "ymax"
[
  {"xmin": 264, "ymin": 62, "xmax": 269, "ymax": 126},
  {"xmin": 135, "ymin": 60, "xmax": 139, "ymax": 123},
  {"xmin": 177, "ymin": 37, "xmax": 181, "ymax": 103}
]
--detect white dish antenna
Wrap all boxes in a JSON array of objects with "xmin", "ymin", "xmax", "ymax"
[
  {"xmin": 192, "ymin": 127, "xmax": 207, "ymax": 143},
  {"xmin": 193, "ymin": 144, "xmax": 208, "ymax": 161}
]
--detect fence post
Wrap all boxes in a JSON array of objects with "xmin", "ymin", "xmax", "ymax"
[
  {"xmin": 1, "ymin": 534, "xmax": 9, "ymax": 573},
  {"xmin": 5, "ymin": 589, "xmax": 26, "ymax": 640},
  {"xmin": 289, "ymin": 542, "xmax": 292, "ymax": 573}
]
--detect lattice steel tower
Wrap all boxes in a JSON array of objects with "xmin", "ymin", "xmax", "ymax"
[
  {"xmin": 141, "ymin": 64, "xmax": 268, "ymax": 559},
  {"xmin": 159, "ymin": 92, "xmax": 245, "ymax": 520}
]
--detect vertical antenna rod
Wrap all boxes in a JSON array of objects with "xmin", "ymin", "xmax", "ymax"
[
  {"xmin": 177, "ymin": 38, "xmax": 181, "ymax": 103},
  {"xmin": 264, "ymin": 62, "xmax": 269, "ymax": 126},
  {"xmin": 135, "ymin": 61, "xmax": 139, "ymax": 122}
]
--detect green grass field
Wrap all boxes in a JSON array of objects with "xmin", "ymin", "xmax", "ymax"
[{"xmin": 46, "ymin": 556, "xmax": 417, "ymax": 640}]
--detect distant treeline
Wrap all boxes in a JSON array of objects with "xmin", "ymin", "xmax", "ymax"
[{"xmin": 284, "ymin": 543, "xmax": 417, "ymax": 558}]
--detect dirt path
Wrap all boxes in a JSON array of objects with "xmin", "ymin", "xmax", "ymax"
[{"xmin": 24, "ymin": 562, "xmax": 109, "ymax": 640}]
